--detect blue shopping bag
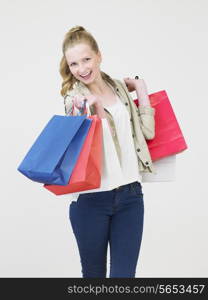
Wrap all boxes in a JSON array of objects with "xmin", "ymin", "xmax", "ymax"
[{"xmin": 17, "ymin": 115, "xmax": 92, "ymax": 185}]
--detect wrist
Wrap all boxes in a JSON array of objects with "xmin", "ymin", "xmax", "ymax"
[
  {"xmin": 135, "ymin": 84, "xmax": 147, "ymax": 94},
  {"xmin": 94, "ymin": 101, "xmax": 102, "ymax": 108},
  {"xmin": 93, "ymin": 103, "xmax": 106, "ymax": 118}
]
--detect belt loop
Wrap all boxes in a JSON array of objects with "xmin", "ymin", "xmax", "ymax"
[{"xmin": 130, "ymin": 181, "xmax": 135, "ymax": 193}]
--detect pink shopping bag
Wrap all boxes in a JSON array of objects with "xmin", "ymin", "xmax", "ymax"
[{"xmin": 134, "ymin": 90, "xmax": 188, "ymax": 161}]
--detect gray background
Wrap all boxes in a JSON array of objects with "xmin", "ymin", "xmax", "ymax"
[{"xmin": 0, "ymin": 0, "xmax": 207, "ymax": 277}]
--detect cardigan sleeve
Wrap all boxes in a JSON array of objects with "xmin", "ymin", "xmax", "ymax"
[
  {"xmin": 119, "ymin": 80, "xmax": 156, "ymax": 140},
  {"xmin": 64, "ymin": 92, "xmax": 74, "ymax": 116},
  {"xmin": 136, "ymin": 103, "xmax": 156, "ymax": 140}
]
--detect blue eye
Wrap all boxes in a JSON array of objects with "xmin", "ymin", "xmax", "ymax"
[{"xmin": 70, "ymin": 58, "xmax": 90, "ymax": 66}]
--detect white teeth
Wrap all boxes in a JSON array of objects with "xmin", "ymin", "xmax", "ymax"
[{"xmin": 81, "ymin": 72, "xmax": 91, "ymax": 77}]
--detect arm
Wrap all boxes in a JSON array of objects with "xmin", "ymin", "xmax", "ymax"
[
  {"xmin": 121, "ymin": 79, "xmax": 155, "ymax": 140},
  {"xmin": 64, "ymin": 93, "xmax": 74, "ymax": 116},
  {"xmin": 64, "ymin": 92, "xmax": 114, "ymax": 136},
  {"xmin": 135, "ymin": 79, "xmax": 155, "ymax": 140},
  {"xmin": 135, "ymin": 79, "xmax": 151, "ymax": 106}
]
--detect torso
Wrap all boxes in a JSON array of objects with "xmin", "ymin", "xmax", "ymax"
[{"xmin": 101, "ymin": 93, "xmax": 118, "ymax": 108}]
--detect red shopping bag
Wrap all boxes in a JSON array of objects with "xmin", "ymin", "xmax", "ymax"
[
  {"xmin": 43, "ymin": 115, "xmax": 103, "ymax": 195},
  {"xmin": 134, "ymin": 90, "xmax": 188, "ymax": 161}
]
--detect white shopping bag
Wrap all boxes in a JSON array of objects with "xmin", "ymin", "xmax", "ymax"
[{"xmin": 141, "ymin": 154, "xmax": 176, "ymax": 182}]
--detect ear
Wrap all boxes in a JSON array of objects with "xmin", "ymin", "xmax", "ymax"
[{"xmin": 97, "ymin": 50, "xmax": 102, "ymax": 64}]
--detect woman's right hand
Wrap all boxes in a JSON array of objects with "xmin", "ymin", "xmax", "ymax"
[
  {"xmin": 72, "ymin": 93, "xmax": 107, "ymax": 121},
  {"xmin": 72, "ymin": 94, "xmax": 102, "ymax": 110}
]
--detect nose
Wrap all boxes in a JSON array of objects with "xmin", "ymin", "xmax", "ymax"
[
  {"xmin": 78, "ymin": 63, "xmax": 89, "ymax": 75},
  {"xmin": 79, "ymin": 69, "xmax": 88, "ymax": 75}
]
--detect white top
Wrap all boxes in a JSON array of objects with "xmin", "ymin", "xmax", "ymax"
[
  {"xmin": 60, "ymin": 95, "xmax": 142, "ymax": 202},
  {"xmin": 105, "ymin": 95, "xmax": 142, "ymax": 183}
]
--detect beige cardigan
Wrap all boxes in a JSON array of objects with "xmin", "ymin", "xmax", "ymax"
[{"xmin": 64, "ymin": 78, "xmax": 156, "ymax": 174}]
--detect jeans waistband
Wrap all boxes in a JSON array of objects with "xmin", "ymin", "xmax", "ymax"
[{"xmin": 113, "ymin": 181, "xmax": 141, "ymax": 192}]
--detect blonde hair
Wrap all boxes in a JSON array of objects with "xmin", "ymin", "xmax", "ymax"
[{"xmin": 59, "ymin": 25, "xmax": 116, "ymax": 97}]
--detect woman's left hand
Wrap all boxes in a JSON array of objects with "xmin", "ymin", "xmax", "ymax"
[{"xmin": 123, "ymin": 77, "xmax": 147, "ymax": 92}]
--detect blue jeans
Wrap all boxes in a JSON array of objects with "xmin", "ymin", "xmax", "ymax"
[{"xmin": 69, "ymin": 181, "xmax": 144, "ymax": 278}]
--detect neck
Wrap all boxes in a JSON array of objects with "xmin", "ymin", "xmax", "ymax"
[{"xmin": 86, "ymin": 73, "xmax": 109, "ymax": 96}]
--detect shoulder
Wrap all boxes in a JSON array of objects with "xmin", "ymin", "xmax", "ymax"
[
  {"xmin": 112, "ymin": 78, "xmax": 129, "ymax": 94},
  {"xmin": 64, "ymin": 81, "xmax": 92, "ymax": 103},
  {"xmin": 109, "ymin": 78, "xmax": 126, "ymax": 97},
  {"xmin": 112, "ymin": 78, "xmax": 125, "ymax": 88},
  {"xmin": 64, "ymin": 78, "xmax": 128, "ymax": 101},
  {"xmin": 112, "ymin": 78, "xmax": 133, "ymax": 102}
]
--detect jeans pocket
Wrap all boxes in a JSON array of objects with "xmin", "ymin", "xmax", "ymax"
[{"xmin": 131, "ymin": 182, "xmax": 143, "ymax": 197}]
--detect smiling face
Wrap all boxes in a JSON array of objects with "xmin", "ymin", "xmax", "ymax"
[{"xmin": 65, "ymin": 42, "xmax": 102, "ymax": 85}]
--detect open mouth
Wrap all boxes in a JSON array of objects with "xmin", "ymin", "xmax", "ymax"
[{"xmin": 80, "ymin": 71, "xmax": 92, "ymax": 80}]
